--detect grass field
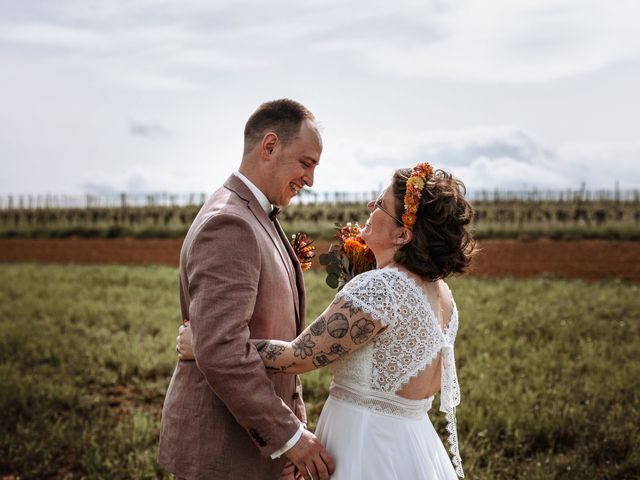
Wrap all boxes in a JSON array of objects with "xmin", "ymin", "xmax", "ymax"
[{"xmin": 1, "ymin": 264, "xmax": 639, "ymax": 479}]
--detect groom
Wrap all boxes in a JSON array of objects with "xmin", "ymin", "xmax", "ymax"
[{"xmin": 158, "ymin": 99, "xmax": 335, "ymax": 480}]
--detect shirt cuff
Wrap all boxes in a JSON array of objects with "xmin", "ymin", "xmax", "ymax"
[{"xmin": 270, "ymin": 423, "xmax": 305, "ymax": 459}]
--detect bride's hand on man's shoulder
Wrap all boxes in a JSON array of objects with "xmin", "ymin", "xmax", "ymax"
[{"xmin": 176, "ymin": 320, "xmax": 195, "ymax": 361}]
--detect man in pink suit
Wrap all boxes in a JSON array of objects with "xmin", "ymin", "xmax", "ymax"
[{"xmin": 158, "ymin": 99, "xmax": 334, "ymax": 480}]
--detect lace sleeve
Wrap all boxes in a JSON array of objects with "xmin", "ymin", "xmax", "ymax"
[{"xmin": 336, "ymin": 270, "xmax": 398, "ymax": 327}]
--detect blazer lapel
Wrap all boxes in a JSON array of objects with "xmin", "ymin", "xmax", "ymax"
[
  {"xmin": 272, "ymin": 218, "xmax": 305, "ymax": 332},
  {"xmin": 287, "ymin": 229, "xmax": 307, "ymax": 335},
  {"xmin": 223, "ymin": 176, "xmax": 301, "ymax": 323}
]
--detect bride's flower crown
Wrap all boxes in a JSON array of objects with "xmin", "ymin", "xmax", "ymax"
[{"xmin": 402, "ymin": 162, "xmax": 434, "ymax": 230}]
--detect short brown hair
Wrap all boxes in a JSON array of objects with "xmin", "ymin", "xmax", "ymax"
[
  {"xmin": 243, "ymin": 99, "xmax": 315, "ymax": 154},
  {"xmin": 391, "ymin": 168, "xmax": 475, "ymax": 281}
]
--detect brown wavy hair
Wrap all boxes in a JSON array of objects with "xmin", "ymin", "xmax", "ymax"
[{"xmin": 391, "ymin": 168, "xmax": 476, "ymax": 281}]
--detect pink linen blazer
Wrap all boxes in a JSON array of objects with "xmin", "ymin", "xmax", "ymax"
[{"xmin": 158, "ymin": 174, "xmax": 307, "ymax": 480}]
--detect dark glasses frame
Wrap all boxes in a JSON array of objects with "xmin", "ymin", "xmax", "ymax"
[{"xmin": 370, "ymin": 196, "xmax": 403, "ymax": 226}]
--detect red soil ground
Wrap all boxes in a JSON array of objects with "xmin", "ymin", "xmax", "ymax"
[{"xmin": 1, "ymin": 238, "xmax": 639, "ymax": 281}]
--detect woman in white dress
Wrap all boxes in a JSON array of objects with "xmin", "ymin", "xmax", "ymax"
[{"xmin": 180, "ymin": 163, "xmax": 474, "ymax": 479}]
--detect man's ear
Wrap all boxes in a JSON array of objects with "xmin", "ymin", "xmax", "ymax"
[
  {"xmin": 395, "ymin": 227, "xmax": 412, "ymax": 247},
  {"xmin": 260, "ymin": 132, "xmax": 278, "ymax": 160}
]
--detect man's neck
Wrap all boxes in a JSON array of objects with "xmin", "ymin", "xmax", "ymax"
[
  {"xmin": 237, "ymin": 167, "xmax": 262, "ymax": 190},
  {"xmin": 234, "ymin": 170, "xmax": 272, "ymax": 214}
]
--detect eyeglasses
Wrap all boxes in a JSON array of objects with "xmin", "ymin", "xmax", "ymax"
[{"xmin": 370, "ymin": 196, "xmax": 403, "ymax": 225}]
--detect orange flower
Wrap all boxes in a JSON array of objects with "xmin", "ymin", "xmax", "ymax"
[
  {"xmin": 402, "ymin": 162, "xmax": 433, "ymax": 231},
  {"xmin": 343, "ymin": 238, "xmax": 366, "ymax": 254}
]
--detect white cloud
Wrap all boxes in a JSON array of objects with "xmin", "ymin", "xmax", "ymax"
[
  {"xmin": 324, "ymin": 126, "xmax": 640, "ymax": 191},
  {"xmin": 129, "ymin": 120, "xmax": 171, "ymax": 138},
  {"xmin": 3, "ymin": 0, "xmax": 640, "ymax": 87},
  {"xmin": 316, "ymin": 0, "xmax": 640, "ymax": 83},
  {"xmin": 119, "ymin": 72, "xmax": 202, "ymax": 92},
  {"xmin": 1, "ymin": 0, "xmax": 639, "ymax": 197},
  {"xmin": 77, "ymin": 166, "xmax": 216, "ymax": 196},
  {"xmin": 0, "ymin": 22, "xmax": 106, "ymax": 49}
]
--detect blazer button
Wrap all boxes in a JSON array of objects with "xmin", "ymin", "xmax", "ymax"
[{"xmin": 292, "ymin": 392, "xmax": 300, "ymax": 400}]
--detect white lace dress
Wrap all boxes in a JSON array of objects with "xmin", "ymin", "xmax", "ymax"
[{"xmin": 315, "ymin": 268, "xmax": 464, "ymax": 479}]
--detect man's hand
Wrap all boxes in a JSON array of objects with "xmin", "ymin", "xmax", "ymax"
[
  {"xmin": 284, "ymin": 429, "xmax": 335, "ymax": 480},
  {"xmin": 176, "ymin": 321, "xmax": 195, "ymax": 361}
]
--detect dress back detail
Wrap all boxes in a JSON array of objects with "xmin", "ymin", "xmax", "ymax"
[{"xmin": 329, "ymin": 268, "xmax": 465, "ymax": 478}]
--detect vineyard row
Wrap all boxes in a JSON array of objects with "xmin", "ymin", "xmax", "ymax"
[
  {"xmin": 1, "ymin": 188, "xmax": 639, "ymax": 210},
  {"xmin": 1, "ymin": 200, "xmax": 639, "ymax": 237}
]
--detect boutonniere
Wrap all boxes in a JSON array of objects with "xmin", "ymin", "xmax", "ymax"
[
  {"xmin": 319, "ymin": 222, "xmax": 376, "ymax": 289},
  {"xmin": 290, "ymin": 232, "xmax": 316, "ymax": 272}
]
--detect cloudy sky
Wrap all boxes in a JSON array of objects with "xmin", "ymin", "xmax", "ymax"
[{"xmin": 1, "ymin": 0, "xmax": 639, "ymax": 198}]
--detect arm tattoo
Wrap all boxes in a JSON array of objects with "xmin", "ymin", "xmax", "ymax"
[
  {"xmin": 350, "ymin": 318, "xmax": 376, "ymax": 344},
  {"xmin": 292, "ymin": 334, "xmax": 316, "ymax": 359},
  {"xmin": 341, "ymin": 299, "xmax": 363, "ymax": 318},
  {"xmin": 330, "ymin": 343, "xmax": 350, "ymax": 357},
  {"xmin": 312, "ymin": 354, "xmax": 331, "ymax": 368},
  {"xmin": 264, "ymin": 343, "xmax": 286, "ymax": 360},
  {"xmin": 266, "ymin": 363, "xmax": 295, "ymax": 373},
  {"xmin": 312, "ymin": 343, "xmax": 351, "ymax": 368},
  {"xmin": 327, "ymin": 313, "xmax": 349, "ymax": 338},
  {"xmin": 310, "ymin": 316, "xmax": 326, "ymax": 336},
  {"xmin": 255, "ymin": 340, "xmax": 268, "ymax": 352}
]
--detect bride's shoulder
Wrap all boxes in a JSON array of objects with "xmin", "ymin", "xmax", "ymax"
[
  {"xmin": 340, "ymin": 269, "xmax": 400, "ymax": 297},
  {"xmin": 349, "ymin": 267, "xmax": 407, "ymax": 285}
]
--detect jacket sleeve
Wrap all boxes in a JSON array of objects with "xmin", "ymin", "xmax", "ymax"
[{"xmin": 186, "ymin": 212, "xmax": 301, "ymax": 456}]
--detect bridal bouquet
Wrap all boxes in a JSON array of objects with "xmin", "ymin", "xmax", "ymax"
[{"xmin": 319, "ymin": 222, "xmax": 376, "ymax": 290}]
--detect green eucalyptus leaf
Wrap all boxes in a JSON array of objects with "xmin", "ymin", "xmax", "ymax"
[
  {"xmin": 326, "ymin": 273, "xmax": 340, "ymax": 289},
  {"xmin": 326, "ymin": 263, "xmax": 341, "ymax": 275},
  {"xmin": 318, "ymin": 252, "xmax": 336, "ymax": 266}
]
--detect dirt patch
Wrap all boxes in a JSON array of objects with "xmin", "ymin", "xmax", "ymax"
[{"xmin": 1, "ymin": 238, "xmax": 639, "ymax": 281}]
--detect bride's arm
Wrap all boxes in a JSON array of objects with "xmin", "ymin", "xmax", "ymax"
[
  {"xmin": 176, "ymin": 293, "xmax": 385, "ymax": 373},
  {"xmin": 252, "ymin": 294, "xmax": 385, "ymax": 374}
]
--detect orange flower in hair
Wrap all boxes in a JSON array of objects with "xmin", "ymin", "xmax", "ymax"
[{"xmin": 402, "ymin": 162, "xmax": 433, "ymax": 230}]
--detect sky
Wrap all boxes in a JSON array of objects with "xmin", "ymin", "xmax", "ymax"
[{"xmin": 1, "ymin": 0, "xmax": 639, "ymax": 198}]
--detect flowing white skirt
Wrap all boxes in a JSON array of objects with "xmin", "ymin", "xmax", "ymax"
[{"xmin": 315, "ymin": 383, "xmax": 458, "ymax": 480}]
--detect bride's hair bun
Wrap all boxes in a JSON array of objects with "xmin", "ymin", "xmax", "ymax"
[{"xmin": 391, "ymin": 168, "xmax": 476, "ymax": 281}]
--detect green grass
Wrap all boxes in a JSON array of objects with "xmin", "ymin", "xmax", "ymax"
[{"xmin": 1, "ymin": 264, "xmax": 639, "ymax": 479}]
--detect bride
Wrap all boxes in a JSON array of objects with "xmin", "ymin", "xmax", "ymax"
[{"xmin": 179, "ymin": 163, "xmax": 474, "ymax": 479}]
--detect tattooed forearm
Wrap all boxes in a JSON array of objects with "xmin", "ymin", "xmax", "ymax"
[
  {"xmin": 311, "ymin": 342, "xmax": 351, "ymax": 368},
  {"xmin": 329, "ymin": 343, "xmax": 350, "ymax": 357},
  {"xmin": 312, "ymin": 354, "xmax": 331, "ymax": 368},
  {"xmin": 292, "ymin": 334, "xmax": 316, "ymax": 359},
  {"xmin": 311, "ymin": 343, "xmax": 350, "ymax": 368},
  {"xmin": 251, "ymin": 297, "xmax": 381, "ymax": 375},
  {"xmin": 265, "ymin": 343, "xmax": 285, "ymax": 360},
  {"xmin": 265, "ymin": 363, "xmax": 295, "ymax": 373},
  {"xmin": 255, "ymin": 340, "xmax": 285, "ymax": 359},
  {"xmin": 252, "ymin": 339, "xmax": 298, "ymax": 372}
]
